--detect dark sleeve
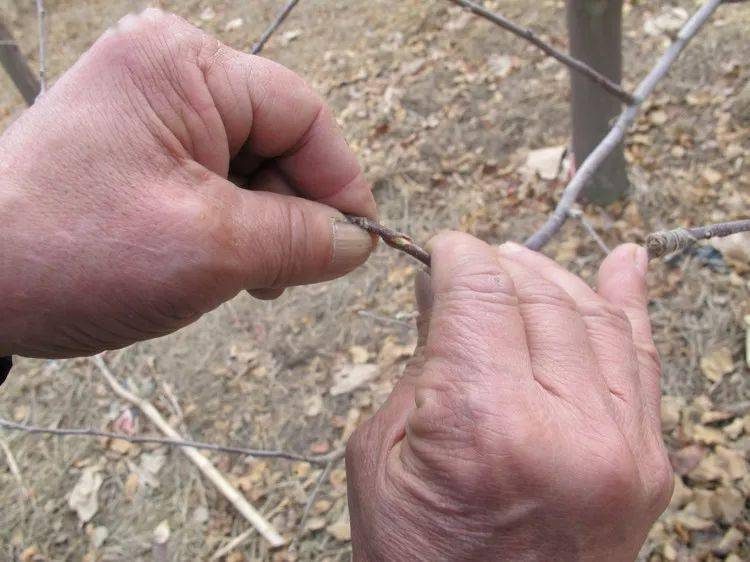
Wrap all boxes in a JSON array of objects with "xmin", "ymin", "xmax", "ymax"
[{"xmin": 0, "ymin": 356, "xmax": 11, "ymax": 386}]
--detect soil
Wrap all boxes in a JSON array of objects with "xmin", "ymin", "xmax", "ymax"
[{"xmin": 0, "ymin": 0, "xmax": 748, "ymax": 560}]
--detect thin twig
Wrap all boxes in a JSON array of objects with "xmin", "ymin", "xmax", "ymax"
[
  {"xmin": 210, "ymin": 529, "xmax": 254, "ymax": 561},
  {"xmin": 447, "ymin": 0, "xmax": 635, "ymax": 104},
  {"xmin": 0, "ymin": 439, "xmax": 28, "ymax": 497},
  {"xmin": 646, "ymin": 218, "xmax": 750, "ymax": 259},
  {"xmin": 35, "ymin": 0, "xmax": 46, "ymax": 95},
  {"xmin": 292, "ymin": 457, "xmax": 337, "ymax": 551},
  {"xmin": 0, "ymin": 417, "xmax": 342, "ymax": 465},
  {"xmin": 357, "ymin": 310, "xmax": 413, "ymax": 328},
  {"xmin": 251, "ymin": 0, "xmax": 301, "ymax": 55},
  {"xmin": 91, "ymin": 355, "xmax": 286, "ymax": 547},
  {"xmin": 0, "ymin": 19, "xmax": 40, "ymax": 105},
  {"xmin": 568, "ymin": 208, "xmax": 610, "ymax": 254},
  {"xmin": 345, "ymin": 215, "xmax": 431, "ymax": 267},
  {"xmin": 525, "ymin": 0, "xmax": 724, "ymax": 251}
]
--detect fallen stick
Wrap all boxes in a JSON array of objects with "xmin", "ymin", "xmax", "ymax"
[{"xmin": 91, "ymin": 355, "xmax": 285, "ymax": 548}]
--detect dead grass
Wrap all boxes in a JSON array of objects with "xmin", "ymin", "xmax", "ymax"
[{"xmin": 0, "ymin": 0, "xmax": 748, "ymax": 560}]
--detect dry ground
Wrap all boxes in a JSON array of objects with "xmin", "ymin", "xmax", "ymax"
[{"xmin": 0, "ymin": 0, "xmax": 748, "ymax": 560}]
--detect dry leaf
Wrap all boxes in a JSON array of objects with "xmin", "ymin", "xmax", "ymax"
[
  {"xmin": 90, "ymin": 526, "xmax": 108, "ymax": 549},
  {"xmin": 524, "ymin": 146, "xmax": 565, "ymax": 181},
  {"xmin": 701, "ymin": 167, "xmax": 723, "ymax": 186},
  {"xmin": 690, "ymin": 424, "xmax": 725, "ymax": 446},
  {"xmin": 224, "ymin": 17, "xmax": 243, "ymax": 31},
  {"xmin": 711, "ymin": 487, "xmax": 744, "ymax": 523},
  {"xmin": 153, "ymin": 520, "xmax": 170, "ymax": 544},
  {"xmin": 671, "ymin": 511, "xmax": 713, "ymax": 531},
  {"xmin": 661, "ymin": 395, "xmax": 684, "ymax": 432},
  {"xmin": 715, "ymin": 526, "xmax": 744, "ymax": 556},
  {"xmin": 649, "ymin": 110, "xmax": 668, "ymax": 126},
  {"xmin": 68, "ymin": 466, "xmax": 103, "ymax": 523},
  {"xmin": 668, "ymin": 475, "xmax": 693, "ymax": 511},
  {"xmin": 669, "ymin": 444, "xmax": 705, "ymax": 476},
  {"xmin": 644, "ymin": 7, "xmax": 688, "ymax": 36},
  {"xmin": 305, "ymin": 516, "xmax": 326, "ymax": 531},
  {"xmin": 327, "ymin": 512, "xmax": 351, "ymax": 542},
  {"xmin": 700, "ymin": 348, "xmax": 734, "ymax": 382},
  {"xmin": 714, "ymin": 446, "xmax": 748, "ymax": 481},
  {"xmin": 20, "ymin": 546, "xmax": 38, "ymax": 562},
  {"xmin": 331, "ymin": 364, "xmax": 379, "ymax": 396},
  {"xmin": 349, "ymin": 345, "xmax": 370, "ymax": 364},
  {"xmin": 124, "ymin": 472, "xmax": 140, "ymax": 500},
  {"xmin": 109, "ymin": 438, "xmax": 133, "ymax": 455},
  {"xmin": 713, "ymin": 233, "xmax": 750, "ymax": 273},
  {"xmin": 304, "ymin": 394, "xmax": 323, "ymax": 417}
]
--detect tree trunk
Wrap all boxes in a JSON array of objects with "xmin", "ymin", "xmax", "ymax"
[
  {"xmin": 566, "ymin": 0, "xmax": 628, "ymax": 205},
  {"xmin": 0, "ymin": 19, "xmax": 40, "ymax": 106}
]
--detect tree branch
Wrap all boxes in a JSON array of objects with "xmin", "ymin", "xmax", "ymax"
[
  {"xmin": 0, "ymin": 417, "xmax": 344, "ymax": 465},
  {"xmin": 646, "ymin": 219, "xmax": 750, "ymax": 259},
  {"xmin": 524, "ymin": 0, "xmax": 725, "ymax": 251},
  {"xmin": 568, "ymin": 207, "xmax": 611, "ymax": 254},
  {"xmin": 346, "ymin": 215, "xmax": 431, "ymax": 267},
  {"xmin": 251, "ymin": 0, "xmax": 301, "ymax": 55},
  {"xmin": 0, "ymin": 19, "xmax": 40, "ymax": 105},
  {"xmin": 447, "ymin": 0, "xmax": 635, "ymax": 104},
  {"xmin": 35, "ymin": 0, "xmax": 46, "ymax": 95}
]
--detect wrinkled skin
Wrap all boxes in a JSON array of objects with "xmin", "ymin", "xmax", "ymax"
[
  {"xmin": 347, "ymin": 235, "xmax": 673, "ymax": 561},
  {"xmin": 0, "ymin": 9, "xmax": 376, "ymax": 358}
]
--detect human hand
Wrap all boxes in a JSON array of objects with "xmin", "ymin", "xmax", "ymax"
[
  {"xmin": 0, "ymin": 9, "xmax": 375, "ymax": 358},
  {"xmin": 346, "ymin": 234, "xmax": 673, "ymax": 561}
]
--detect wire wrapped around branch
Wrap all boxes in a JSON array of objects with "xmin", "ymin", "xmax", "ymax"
[{"xmin": 646, "ymin": 219, "xmax": 750, "ymax": 259}]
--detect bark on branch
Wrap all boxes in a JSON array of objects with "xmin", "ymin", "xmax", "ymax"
[
  {"xmin": 447, "ymin": 0, "xmax": 635, "ymax": 104},
  {"xmin": 251, "ymin": 0, "xmax": 301, "ymax": 55}
]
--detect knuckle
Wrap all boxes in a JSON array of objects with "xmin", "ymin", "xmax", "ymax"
[
  {"xmin": 266, "ymin": 199, "xmax": 309, "ymax": 287},
  {"xmin": 635, "ymin": 341, "xmax": 662, "ymax": 373},
  {"xmin": 588, "ymin": 451, "xmax": 640, "ymax": 507},
  {"xmin": 95, "ymin": 9, "xmax": 200, "ymax": 76},
  {"xmin": 517, "ymin": 285, "xmax": 578, "ymax": 315},
  {"xmin": 580, "ymin": 300, "xmax": 633, "ymax": 334},
  {"xmin": 438, "ymin": 265, "xmax": 517, "ymax": 310}
]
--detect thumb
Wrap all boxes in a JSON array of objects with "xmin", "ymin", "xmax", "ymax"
[
  {"xmin": 211, "ymin": 181, "xmax": 374, "ymax": 290},
  {"xmin": 597, "ymin": 243, "xmax": 651, "ymax": 342},
  {"xmin": 597, "ymin": 244, "xmax": 662, "ymax": 417}
]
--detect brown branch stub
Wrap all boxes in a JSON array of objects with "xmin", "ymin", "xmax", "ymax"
[
  {"xmin": 646, "ymin": 218, "xmax": 750, "ymax": 259},
  {"xmin": 251, "ymin": 0, "xmax": 301, "ymax": 55},
  {"xmin": 447, "ymin": 0, "xmax": 636, "ymax": 105},
  {"xmin": 345, "ymin": 215, "xmax": 431, "ymax": 267}
]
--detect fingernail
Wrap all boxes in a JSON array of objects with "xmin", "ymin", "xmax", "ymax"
[
  {"xmin": 633, "ymin": 245, "xmax": 649, "ymax": 277},
  {"xmin": 498, "ymin": 241, "xmax": 524, "ymax": 254},
  {"xmin": 330, "ymin": 219, "xmax": 374, "ymax": 275}
]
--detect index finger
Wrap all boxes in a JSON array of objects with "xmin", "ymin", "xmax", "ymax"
[{"xmin": 208, "ymin": 50, "xmax": 376, "ymax": 217}]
